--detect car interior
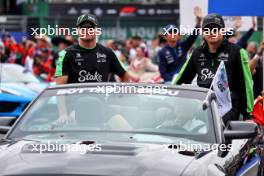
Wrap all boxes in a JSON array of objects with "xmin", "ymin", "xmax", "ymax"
[{"xmin": 19, "ymin": 94, "xmax": 209, "ymax": 135}]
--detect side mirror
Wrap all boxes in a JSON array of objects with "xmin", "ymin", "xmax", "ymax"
[
  {"xmin": 0, "ymin": 116, "xmax": 17, "ymax": 135},
  {"xmin": 224, "ymin": 121, "xmax": 258, "ymax": 140}
]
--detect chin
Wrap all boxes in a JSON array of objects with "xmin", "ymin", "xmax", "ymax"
[
  {"xmin": 168, "ymin": 39, "xmax": 178, "ymax": 44},
  {"xmin": 80, "ymin": 37, "xmax": 96, "ymax": 42},
  {"xmin": 207, "ymin": 38, "xmax": 221, "ymax": 44}
]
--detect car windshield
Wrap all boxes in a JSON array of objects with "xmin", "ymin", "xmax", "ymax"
[
  {"xmin": 9, "ymin": 86, "xmax": 216, "ymax": 144},
  {"xmin": 1, "ymin": 64, "xmax": 40, "ymax": 83}
]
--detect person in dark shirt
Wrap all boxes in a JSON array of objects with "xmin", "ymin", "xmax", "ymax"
[
  {"xmin": 55, "ymin": 14, "xmax": 132, "ymax": 85},
  {"xmin": 173, "ymin": 13, "xmax": 253, "ymax": 124},
  {"xmin": 227, "ymin": 17, "xmax": 256, "ymax": 57},
  {"xmin": 54, "ymin": 14, "xmax": 134, "ymax": 126},
  {"xmin": 157, "ymin": 6, "xmax": 203, "ymax": 83}
]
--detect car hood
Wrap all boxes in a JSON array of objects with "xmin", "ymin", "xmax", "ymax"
[
  {"xmin": 0, "ymin": 140, "xmax": 196, "ymax": 176},
  {"xmin": 24, "ymin": 82, "xmax": 48, "ymax": 93},
  {"xmin": 1, "ymin": 82, "xmax": 48, "ymax": 94},
  {"xmin": 0, "ymin": 83, "xmax": 37, "ymax": 99}
]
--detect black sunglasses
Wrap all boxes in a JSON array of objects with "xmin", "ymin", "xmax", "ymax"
[{"xmin": 79, "ymin": 22, "xmax": 96, "ymax": 29}]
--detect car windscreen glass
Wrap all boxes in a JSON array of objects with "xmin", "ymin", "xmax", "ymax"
[{"xmin": 9, "ymin": 86, "xmax": 216, "ymax": 144}]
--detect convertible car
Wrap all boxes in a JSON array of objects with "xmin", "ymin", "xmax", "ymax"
[{"xmin": 0, "ymin": 83, "xmax": 262, "ymax": 176}]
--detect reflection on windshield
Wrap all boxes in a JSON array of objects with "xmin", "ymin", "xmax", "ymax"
[{"xmin": 10, "ymin": 93, "xmax": 213, "ymax": 143}]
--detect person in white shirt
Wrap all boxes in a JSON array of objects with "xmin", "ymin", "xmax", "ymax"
[{"xmin": 128, "ymin": 46, "xmax": 159, "ymax": 82}]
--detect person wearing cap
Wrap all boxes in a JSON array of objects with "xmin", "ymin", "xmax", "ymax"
[
  {"xmin": 172, "ymin": 13, "xmax": 254, "ymax": 124},
  {"xmin": 53, "ymin": 14, "xmax": 134, "ymax": 125},
  {"xmin": 157, "ymin": 6, "xmax": 203, "ymax": 83},
  {"xmin": 55, "ymin": 14, "xmax": 132, "ymax": 84}
]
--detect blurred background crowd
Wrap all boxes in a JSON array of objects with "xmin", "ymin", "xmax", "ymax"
[{"xmin": 0, "ymin": 0, "xmax": 263, "ymax": 98}]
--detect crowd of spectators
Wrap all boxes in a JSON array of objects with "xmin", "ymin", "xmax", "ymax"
[{"xmin": 0, "ymin": 12, "xmax": 263, "ymax": 98}]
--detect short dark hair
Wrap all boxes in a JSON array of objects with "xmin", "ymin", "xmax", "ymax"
[{"xmin": 159, "ymin": 34, "xmax": 167, "ymax": 44}]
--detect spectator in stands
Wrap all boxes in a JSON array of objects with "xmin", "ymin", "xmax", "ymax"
[
  {"xmin": 227, "ymin": 16, "xmax": 256, "ymax": 54},
  {"xmin": 2, "ymin": 32, "xmax": 23, "ymax": 64},
  {"xmin": 35, "ymin": 34, "xmax": 51, "ymax": 50},
  {"xmin": 249, "ymin": 40, "xmax": 263, "ymax": 98},
  {"xmin": 0, "ymin": 40, "xmax": 7, "ymax": 63},
  {"xmin": 129, "ymin": 35, "xmax": 149, "ymax": 61},
  {"xmin": 34, "ymin": 47, "xmax": 55, "ymax": 82},
  {"xmin": 51, "ymin": 35, "xmax": 74, "ymax": 69},
  {"xmin": 246, "ymin": 41, "xmax": 258, "ymax": 59},
  {"xmin": 1, "ymin": 32, "xmax": 11, "ymax": 60},
  {"xmin": 125, "ymin": 39, "xmax": 134, "ymax": 63},
  {"xmin": 35, "ymin": 34, "xmax": 52, "ymax": 61},
  {"xmin": 149, "ymin": 34, "xmax": 166, "ymax": 64},
  {"xmin": 24, "ymin": 43, "xmax": 35, "ymax": 73},
  {"xmin": 128, "ymin": 46, "xmax": 159, "ymax": 82},
  {"xmin": 105, "ymin": 40, "xmax": 114, "ymax": 49},
  {"xmin": 158, "ymin": 6, "xmax": 203, "ymax": 83}
]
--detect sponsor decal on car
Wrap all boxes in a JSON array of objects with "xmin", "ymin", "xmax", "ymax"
[{"xmin": 56, "ymin": 84, "xmax": 179, "ymax": 96}]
